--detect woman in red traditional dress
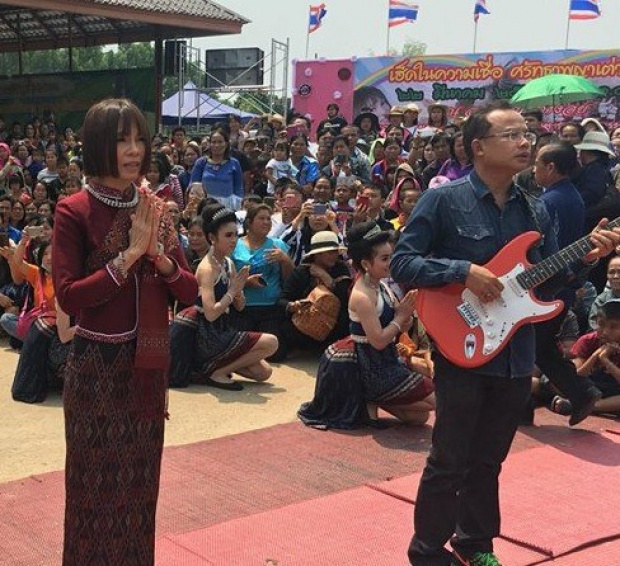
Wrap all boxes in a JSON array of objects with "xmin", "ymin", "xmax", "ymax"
[{"xmin": 52, "ymin": 98, "xmax": 198, "ymax": 565}]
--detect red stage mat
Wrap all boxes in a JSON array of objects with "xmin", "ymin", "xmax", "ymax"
[
  {"xmin": 161, "ymin": 486, "xmax": 549, "ymax": 566},
  {"xmin": 540, "ymin": 537, "xmax": 620, "ymax": 565},
  {"xmin": 500, "ymin": 431, "xmax": 620, "ymax": 557}
]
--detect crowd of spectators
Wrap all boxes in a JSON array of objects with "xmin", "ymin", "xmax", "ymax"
[{"xmin": 1, "ymin": 102, "xmax": 619, "ymax": 424}]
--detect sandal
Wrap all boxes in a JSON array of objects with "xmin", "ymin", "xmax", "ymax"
[{"xmin": 550, "ymin": 395, "xmax": 572, "ymax": 416}]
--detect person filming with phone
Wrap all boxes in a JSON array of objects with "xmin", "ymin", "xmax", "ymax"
[
  {"xmin": 229, "ymin": 203, "xmax": 294, "ymax": 361},
  {"xmin": 281, "ymin": 197, "xmax": 343, "ymax": 267}
]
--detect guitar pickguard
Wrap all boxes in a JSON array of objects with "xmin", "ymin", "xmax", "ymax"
[{"xmin": 457, "ymin": 264, "xmax": 558, "ymax": 359}]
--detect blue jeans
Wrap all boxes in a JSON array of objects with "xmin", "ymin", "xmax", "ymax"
[{"xmin": 0, "ymin": 312, "xmax": 19, "ymax": 339}]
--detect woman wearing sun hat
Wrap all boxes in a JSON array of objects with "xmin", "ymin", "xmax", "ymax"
[{"xmin": 280, "ymin": 231, "xmax": 351, "ymax": 349}]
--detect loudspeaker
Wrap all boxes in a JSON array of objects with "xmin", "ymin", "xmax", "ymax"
[
  {"xmin": 205, "ymin": 48, "xmax": 264, "ymax": 89},
  {"xmin": 164, "ymin": 40, "xmax": 187, "ymax": 76}
]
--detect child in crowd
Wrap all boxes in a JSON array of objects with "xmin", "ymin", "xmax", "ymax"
[
  {"xmin": 589, "ymin": 254, "xmax": 620, "ymax": 330},
  {"xmin": 146, "ymin": 152, "xmax": 173, "ymax": 201},
  {"xmin": 60, "ymin": 177, "xmax": 82, "ymax": 200},
  {"xmin": 37, "ymin": 149, "xmax": 59, "ymax": 184},
  {"xmin": 571, "ymin": 299, "xmax": 620, "ymax": 415},
  {"xmin": 265, "ymin": 141, "xmax": 294, "ymax": 195},
  {"xmin": 27, "ymin": 148, "xmax": 44, "ymax": 180}
]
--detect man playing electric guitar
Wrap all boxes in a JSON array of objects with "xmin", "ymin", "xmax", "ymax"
[{"xmin": 391, "ymin": 101, "xmax": 620, "ymax": 566}]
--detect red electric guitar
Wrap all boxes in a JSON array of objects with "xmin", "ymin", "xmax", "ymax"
[{"xmin": 416, "ymin": 229, "xmax": 602, "ymax": 369}]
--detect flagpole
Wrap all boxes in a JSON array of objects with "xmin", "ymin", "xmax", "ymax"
[
  {"xmin": 386, "ymin": 0, "xmax": 391, "ymax": 54},
  {"xmin": 306, "ymin": 5, "xmax": 311, "ymax": 58},
  {"xmin": 473, "ymin": 20, "xmax": 478, "ymax": 53},
  {"xmin": 564, "ymin": 0, "xmax": 572, "ymax": 49}
]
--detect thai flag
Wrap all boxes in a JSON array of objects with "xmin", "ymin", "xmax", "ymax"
[
  {"xmin": 388, "ymin": 0, "xmax": 419, "ymax": 28},
  {"xmin": 569, "ymin": 0, "xmax": 601, "ymax": 20},
  {"xmin": 474, "ymin": 0, "xmax": 490, "ymax": 22},
  {"xmin": 308, "ymin": 3, "xmax": 327, "ymax": 34}
]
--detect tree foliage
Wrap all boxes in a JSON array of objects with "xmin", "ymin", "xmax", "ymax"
[
  {"xmin": 387, "ymin": 40, "xmax": 428, "ymax": 58},
  {"xmin": 232, "ymin": 91, "xmax": 288, "ymax": 116},
  {"xmin": 0, "ymin": 42, "xmax": 215, "ymax": 100}
]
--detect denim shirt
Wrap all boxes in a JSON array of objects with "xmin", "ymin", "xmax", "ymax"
[{"xmin": 391, "ymin": 170, "xmax": 557, "ymax": 378}]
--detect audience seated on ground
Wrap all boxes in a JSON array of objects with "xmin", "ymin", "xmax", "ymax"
[
  {"xmin": 280, "ymin": 231, "xmax": 351, "ymax": 351},
  {"xmin": 228, "ymin": 203, "xmax": 293, "ymax": 362},
  {"xmin": 570, "ymin": 299, "xmax": 620, "ymax": 416}
]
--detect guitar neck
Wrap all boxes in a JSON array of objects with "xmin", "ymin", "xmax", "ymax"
[{"xmin": 517, "ymin": 218, "xmax": 620, "ymax": 290}]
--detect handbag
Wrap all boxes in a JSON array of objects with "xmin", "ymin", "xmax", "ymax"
[
  {"xmin": 15, "ymin": 272, "xmax": 48, "ymax": 340},
  {"xmin": 292, "ymin": 283, "xmax": 341, "ymax": 342}
]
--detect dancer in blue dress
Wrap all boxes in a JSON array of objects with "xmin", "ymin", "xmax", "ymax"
[{"xmin": 299, "ymin": 221, "xmax": 435, "ymax": 429}]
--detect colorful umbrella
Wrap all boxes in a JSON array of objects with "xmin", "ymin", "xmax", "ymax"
[{"xmin": 510, "ymin": 74, "xmax": 604, "ymax": 109}]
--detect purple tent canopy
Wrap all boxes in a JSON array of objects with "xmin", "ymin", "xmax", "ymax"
[{"xmin": 161, "ymin": 81, "xmax": 257, "ymax": 125}]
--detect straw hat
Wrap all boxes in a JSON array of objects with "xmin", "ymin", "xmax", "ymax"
[
  {"xmin": 403, "ymin": 103, "xmax": 420, "ymax": 114},
  {"xmin": 575, "ymin": 131, "xmax": 615, "ymax": 157},
  {"xmin": 303, "ymin": 231, "xmax": 346, "ymax": 259},
  {"xmin": 269, "ymin": 113, "xmax": 285, "ymax": 125},
  {"xmin": 389, "ymin": 106, "xmax": 404, "ymax": 116}
]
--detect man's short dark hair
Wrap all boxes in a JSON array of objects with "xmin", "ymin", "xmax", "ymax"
[
  {"xmin": 523, "ymin": 110, "xmax": 543, "ymax": 123},
  {"xmin": 462, "ymin": 100, "xmax": 514, "ymax": 162},
  {"xmin": 327, "ymin": 103, "xmax": 339, "ymax": 112},
  {"xmin": 171, "ymin": 126, "xmax": 186, "ymax": 135},
  {"xmin": 82, "ymin": 98, "xmax": 151, "ymax": 178},
  {"xmin": 538, "ymin": 142, "xmax": 578, "ymax": 176},
  {"xmin": 430, "ymin": 132, "xmax": 450, "ymax": 148}
]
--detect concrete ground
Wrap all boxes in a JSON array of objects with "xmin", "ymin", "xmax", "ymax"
[{"xmin": 0, "ymin": 341, "xmax": 319, "ymax": 483}]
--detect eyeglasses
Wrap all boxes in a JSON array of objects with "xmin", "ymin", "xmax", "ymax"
[{"xmin": 480, "ymin": 130, "xmax": 537, "ymax": 144}]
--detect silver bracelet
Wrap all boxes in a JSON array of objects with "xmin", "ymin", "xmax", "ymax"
[{"xmin": 116, "ymin": 250, "xmax": 128, "ymax": 278}]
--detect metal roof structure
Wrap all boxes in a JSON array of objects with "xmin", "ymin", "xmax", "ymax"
[{"xmin": 0, "ymin": 0, "xmax": 249, "ymax": 53}]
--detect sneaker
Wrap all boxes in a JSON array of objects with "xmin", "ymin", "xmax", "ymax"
[
  {"xmin": 569, "ymin": 385, "xmax": 602, "ymax": 426},
  {"xmin": 451, "ymin": 550, "xmax": 502, "ymax": 566},
  {"xmin": 550, "ymin": 395, "xmax": 573, "ymax": 416}
]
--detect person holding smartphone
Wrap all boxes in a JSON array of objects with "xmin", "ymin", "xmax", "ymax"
[
  {"xmin": 230, "ymin": 203, "xmax": 293, "ymax": 361},
  {"xmin": 281, "ymin": 197, "xmax": 343, "ymax": 267}
]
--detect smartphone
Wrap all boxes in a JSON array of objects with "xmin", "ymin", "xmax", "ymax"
[
  {"xmin": 313, "ymin": 203, "xmax": 328, "ymax": 215},
  {"xmin": 25, "ymin": 225, "xmax": 44, "ymax": 238},
  {"xmin": 0, "ymin": 232, "xmax": 8, "ymax": 247},
  {"xmin": 356, "ymin": 195, "xmax": 370, "ymax": 208},
  {"xmin": 284, "ymin": 193, "xmax": 302, "ymax": 208}
]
